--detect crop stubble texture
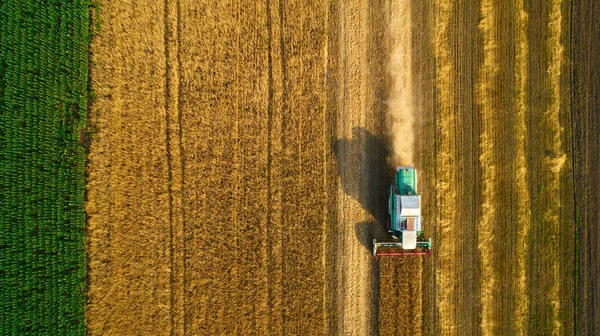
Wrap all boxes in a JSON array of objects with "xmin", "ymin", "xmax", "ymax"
[
  {"xmin": 414, "ymin": 0, "xmax": 578, "ymax": 334},
  {"xmin": 334, "ymin": 0, "xmax": 376, "ymax": 333},
  {"xmin": 572, "ymin": 0, "xmax": 600, "ymax": 333}
]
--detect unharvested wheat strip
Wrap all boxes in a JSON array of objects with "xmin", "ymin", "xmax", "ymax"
[
  {"xmin": 433, "ymin": 0, "xmax": 458, "ymax": 333},
  {"xmin": 278, "ymin": 1, "xmax": 328, "ymax": 333},
  {"xmin": 231, "ymin": 1, "xmax": 272, "ymax": 333},
  {"xmin": 477, "ymin": 0, "xmax": 499, "ymax": 334},
  {"xmin": 513, "ymin": 0, "xmax": 531, "ymax": 334},
  {"xmin": 417, "ymin": 259, "xmax": 423, "ymax": 332},
  {"xmin": 378, "ymin": 260, "xmax": 395, "ymax": 335},
  {"xmin": 177, "ymin": 2, "xmax": 244, "ymax": 333},
  {"xmin": 414, "ymin": 260, "xmax": 424, "ymax": 334},
  {"xmin": 229, "ymin": 0, "xmax": 241, "ymax": 330},
  {"xmin": 546, "ymin": 1, "xmax": 566, "ymax": 333},
  {"xmin": 381, "ymin": 260, "xmax": 423, "ymax": 334},
  {"xmin": 86, "ymin": 2, "xmax": 172, "ymax": 334}
]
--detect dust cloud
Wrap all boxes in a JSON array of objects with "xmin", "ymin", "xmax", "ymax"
[{"xmin": 387, "ymin": 0, "xmax": 415, "ymax": 166}]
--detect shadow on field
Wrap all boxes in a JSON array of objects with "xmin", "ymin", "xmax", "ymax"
[
  {"xmin": 354, "ymin": 221, "xmax": 384, "ymax": 253},
  {"xmin": 333, "ymin": 127, "xmax": 395, "ymax": 252}
]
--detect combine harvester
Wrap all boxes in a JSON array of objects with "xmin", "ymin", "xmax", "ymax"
[{"xmin": 373, "ymin": 166, "xmax": 432, "ymax": 257}]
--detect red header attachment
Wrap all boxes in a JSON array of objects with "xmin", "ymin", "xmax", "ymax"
[{"xmin": 375, "ymin": 250, "xmax": 430, "ymax": 257}]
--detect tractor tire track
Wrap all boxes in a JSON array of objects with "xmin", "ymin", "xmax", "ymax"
[{"xmin": 163, "ymin": 0, "xmax": 185, "ymax": 334}]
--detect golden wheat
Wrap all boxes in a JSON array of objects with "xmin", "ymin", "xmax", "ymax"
[
  {"xmin": 379, "ymin": 259, "xmax": 423, "ymax": 335},
  {"xmin": 87, "ymin": 0, "xmax": 333, "ymax": 334},
  {"xmin": 86, "ymin": 1, "xmax": 173, "ymax": 334}
]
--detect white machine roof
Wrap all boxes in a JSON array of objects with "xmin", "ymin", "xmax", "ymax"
[
  {"xmin": 402, "ymin": 231, "xmax": 417, "ymax": 249},
  {"xmin": 397, "ymin": 195, "xmax": 421, "ymax": 217}
]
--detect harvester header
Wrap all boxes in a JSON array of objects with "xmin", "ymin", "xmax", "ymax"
[{"xmin": 373, "ymin": 166, "xmax": 432, "ymax": 257}]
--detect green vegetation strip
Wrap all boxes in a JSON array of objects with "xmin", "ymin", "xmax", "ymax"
[{"xmin": 0, "ymin": 0, "xmax": 92, "ymax": 334}]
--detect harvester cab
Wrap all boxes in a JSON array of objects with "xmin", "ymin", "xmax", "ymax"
[{"xmin": 373, "ymin": 166, "xmax": 432, "ymax": 257}]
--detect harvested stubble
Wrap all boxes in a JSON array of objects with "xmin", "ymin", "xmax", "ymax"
[
  {"xmin": 571, "ymin": 0, "xmax": 600, "ymax": 333},
  {"xmin": 418, "ymin": 0, "xmax": 577, "ymax": 334}
]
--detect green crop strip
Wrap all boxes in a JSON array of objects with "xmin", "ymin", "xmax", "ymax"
[{"xmin": 0, "ymin": 0, "xmax": 92, "ymax": 334}]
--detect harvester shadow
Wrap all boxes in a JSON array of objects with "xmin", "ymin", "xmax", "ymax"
[
  {"xmin": 333, "ymin": 127, "xmax": 395, "ymax": 253},
  {"xmin": 354, "ymin": 221, "xmax": 383, "ymax": 253}
]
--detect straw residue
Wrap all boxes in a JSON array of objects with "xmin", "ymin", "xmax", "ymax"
[
  {"xmin": 434, "ymin": 0, "xmax": 458, "ymax": 333},
  {"xmin": 477, "ymin": 0, "xmax": 499, "ymax": 334},
  {"xmin": 388, "ymin": 0, "xmax": 414, "ymax": 166},
  {"xmin": 513, "ymin": 0, "xmax": 531, "ymax": 334},
  {"xmin": 546, "ymin": 0, "xmax": 566, "ymax": 334}
]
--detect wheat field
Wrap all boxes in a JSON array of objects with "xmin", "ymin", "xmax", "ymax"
[{"xmin": 84, "ymin": 0, "xmax": 596, "ymax": 335}]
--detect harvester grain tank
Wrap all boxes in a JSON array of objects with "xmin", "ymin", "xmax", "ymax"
[{"xmin": 373, "ymin": 166, "xmax": 432, "ymax": 257}]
